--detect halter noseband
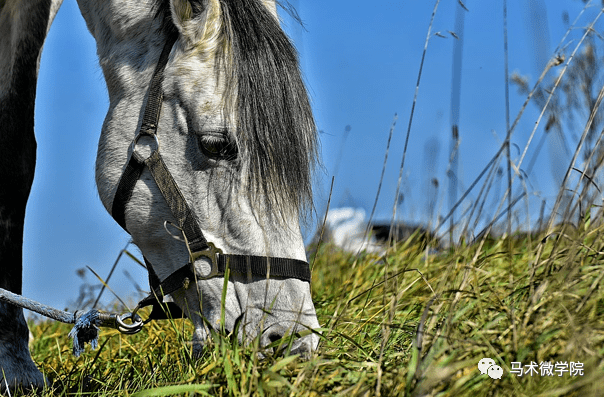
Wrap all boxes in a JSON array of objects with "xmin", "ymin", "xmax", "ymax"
[{"xmin": 110, "ymin": 34, "xmax": 311, "ymax": 319}]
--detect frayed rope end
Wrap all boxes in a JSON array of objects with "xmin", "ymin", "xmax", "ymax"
[{"xmin": 68, "ymin": 310, "xmax": 100, "ymax": 357}]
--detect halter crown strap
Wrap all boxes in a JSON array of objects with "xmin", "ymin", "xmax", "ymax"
[
  {"xmin": 112, "ymin": 33, "xmax": 178, "ymax": 233},
  {"xmin": 110, "ymin": 35, "xmax": 312, "ymax": 298}
]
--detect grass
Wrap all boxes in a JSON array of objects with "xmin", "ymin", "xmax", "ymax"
[
  {"xmin": 13, "ymin": 3, "xmax": 604, "ymax": 395},
  {"xmin": 18, "ymin": 220, "xmax": 604, "ymax": 396}
]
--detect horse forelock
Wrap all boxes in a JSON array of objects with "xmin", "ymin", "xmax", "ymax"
[
  {"xmin": 156, "ymin": 0, "xmax": 318, "ymax": 223},
  {"xmin": 225, "ymin": 0, "xmax": 318, "ymax": 223}
]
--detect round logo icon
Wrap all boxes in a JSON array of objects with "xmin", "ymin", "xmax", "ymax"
[
  {"xmin": 478, "ymin": 358, "xmax": 503, "ymax": 379},
  {"xmin": 487, "ymin": 364, "xmax": 503, "ymax": 379},
  {"xmin": 478, "ymin": 358, "xmax": 496, "ymax": 375}
]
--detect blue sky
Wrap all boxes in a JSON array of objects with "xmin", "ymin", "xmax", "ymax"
[{"xmin": 24, "ymin": 0, "xmax": 599, "ymax": 310}]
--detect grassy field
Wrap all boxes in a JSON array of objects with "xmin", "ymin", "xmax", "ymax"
[
  {"xmin": 14, "ymin": 2, "xmax": 604, "ymax": 396},
  {"xmin": 18, "ymin": 218, "xmax": 604, "ymax": 396}
]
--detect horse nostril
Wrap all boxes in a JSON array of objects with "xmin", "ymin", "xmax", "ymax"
[
  {"xmin": 266, "ymin": 332, "xmax": 282, "ymax": 345},
  {"xmin": 259, "ymin": 326, "xmax": 317, "ymax": 358},
  {"xmin": 260, "ymin": 326, "xmax": 286, "ymax": 349}
]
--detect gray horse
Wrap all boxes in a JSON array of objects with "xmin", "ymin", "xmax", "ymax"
[{"xmin": 0, "ymin": 0, "xmax": 320, "ymax": 391}]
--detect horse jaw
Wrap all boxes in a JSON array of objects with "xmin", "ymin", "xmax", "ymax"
[{"xmin": 124, "ymin": 173, "xmax": 320, "ymax": 355}]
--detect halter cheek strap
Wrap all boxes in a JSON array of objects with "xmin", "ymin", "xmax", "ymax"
[{"xmin": 109, "ymin": 34, "xmax": 311, "ymax": 319}]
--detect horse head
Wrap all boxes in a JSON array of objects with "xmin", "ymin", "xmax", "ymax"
[{"xmin": 78, "ymin": 0, "xmax": 320, "ymax": 356}]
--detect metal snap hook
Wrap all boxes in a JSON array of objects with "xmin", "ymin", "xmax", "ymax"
[
  {"xmin": 97, "ymin": 311, "xmax": 144, "ymax": 335},
  {"xmin": 115, "ymin": 312, "xmax": 144, "ymax": 334}
]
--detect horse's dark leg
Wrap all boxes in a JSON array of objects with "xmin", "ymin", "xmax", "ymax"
[{"xmin": 0, "ymin": 0, "xmax": 63, "ymax": 391}]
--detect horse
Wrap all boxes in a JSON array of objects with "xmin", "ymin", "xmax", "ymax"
[{"xmin": 0, "ymin": 0, "xmax": 320, "ymax": 391}]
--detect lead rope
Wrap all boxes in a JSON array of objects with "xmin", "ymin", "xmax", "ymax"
[
  {"xmin": 0, "ymin": 287, "xmax": 143, "ymax": 357},
  {"xmin": 0, "ymin": 37, "xmax": 176, "ymax": 358}
]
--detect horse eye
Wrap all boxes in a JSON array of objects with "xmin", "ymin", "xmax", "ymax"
[{"xmin": 198, "ymin": 135, "xmax": 237, "ymax": 160}]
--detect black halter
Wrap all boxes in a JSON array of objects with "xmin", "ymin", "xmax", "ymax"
[{"xmin": 110, "ymin": 34, "xmax": 311, "ymax": 319}]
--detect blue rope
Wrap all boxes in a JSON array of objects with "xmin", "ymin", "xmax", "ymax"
[
  {"xmin": 68, "ymin": 310, "xmax": 101, "ymax": 357},
  {"xmin": 1, "ymin": 287, "xmax": 104, "ymax": 357}
]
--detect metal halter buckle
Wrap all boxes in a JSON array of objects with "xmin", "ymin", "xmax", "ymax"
[{"xmin": 190, "ymin": 242, "xmax": 225, "ymax": 280}]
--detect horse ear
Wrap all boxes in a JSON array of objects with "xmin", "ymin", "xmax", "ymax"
[
  {"xmin": 170, "ymin": 0, "xmax": 194, "ymax": 28},
  {"xmin": 169, "ymin": 0, "xmax": 209, "ymax": 43},
  {"xmin": 169, "ymin": 0, "xmax": 280, "ymax": 44}
]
